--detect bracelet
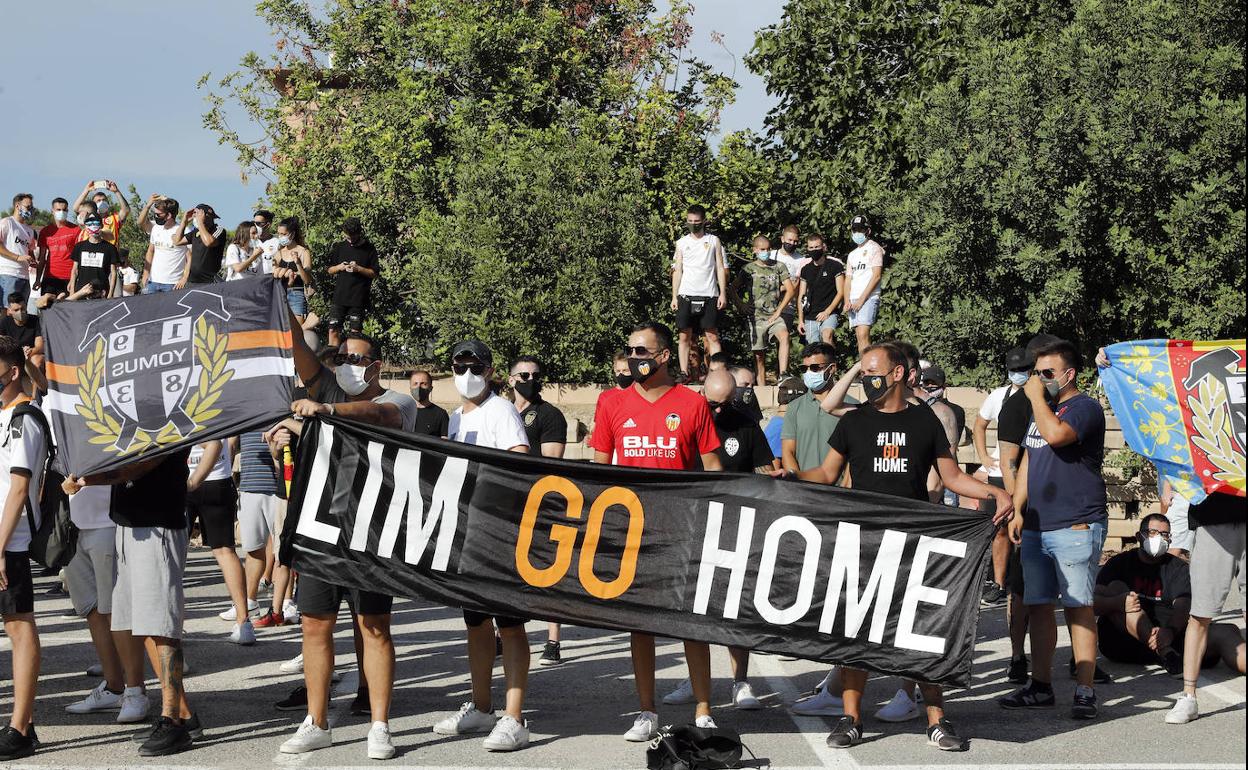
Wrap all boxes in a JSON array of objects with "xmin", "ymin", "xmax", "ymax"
[{"xmin": 326, "ymin": 403, "xmax": 335, "ymax": 417}]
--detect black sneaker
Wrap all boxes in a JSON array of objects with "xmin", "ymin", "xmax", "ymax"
[
  {"xmin": 825, "ymin": 716, "xmax": 862, "ymax": 749},
  {"xmin": 1071, "ymin": 687, "xmax": 1098, "ymax": 720},
  {"xmin": 350, "ymin": 689, "xmax": 370, "ymax": 716},
  {"xmin": 1068, "ymin": 657, "xmax": 1113, "ymax": 684},
  {"xmin": 131, "ymin": 713, "xmax": 203, "ymax": 742},
  {"xmin": 980, "ymin": 581, "xmax": 1007, "ymax": 607},
  {"xmin": 1162, "ymin": 649, "xmax": 1184, "ymax": 678},
  {"xmin": 1006, "ymin": 654, "xmax": 1029, "ymax": 684},
  {"xmin": 275, "ymin": 685, "xmax": 309, "ymax": 712},
  {"xmin": 999, "ymin": 680, "xmax": 1056, "ymax": 709},
  {"xmin": 926, "ymin": 717, "xmax": 968, "ymax": 751},
  {"xmin": 539, "ymin": 640, "xmax": 563, "ymax": 667},
  {"xmin": 0, "ymin": 725, "xmax": 36, "ymax": 761},
  {"xmin": 138, "ymin": 716, "xmax": 193, "ymax": 757}
]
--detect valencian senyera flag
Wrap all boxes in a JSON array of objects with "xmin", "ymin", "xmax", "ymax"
[
  {"xmin": 1100, "ymin": 339, "xmax": 1245, "ymax": 504},
  {"xmin": 41, "ymin": 276, "xmax": 294, "ymax": 477}
]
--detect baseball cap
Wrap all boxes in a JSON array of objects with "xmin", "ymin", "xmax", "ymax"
[
  {"xmin": 450, "ymin": 339, "xmax": 493, "ymax": 366},
  {"xmin": 850, "ymin": 214, "xmax": 871, "ymax": 230},
  {"xmin": 920, "ymin": 363, "xmax": 946, "ymax": 386},
  {"xmin": 1005, "ymin": 346, "xmax": 1033, "ymax": 371},
  {"xmin": 777, "ymin": 375, "xmax": 807, "ymax": 405}
]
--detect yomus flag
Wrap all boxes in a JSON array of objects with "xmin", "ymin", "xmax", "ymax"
[
  {"xmin": 41, "ymin": 276, "xmax": 294, "ymax": 476},
  {"xmin": 284, "ymin": 417, "xmax": 997, "ymax": 686},
  {"xmin": 1101, "ymin": 339, "xmax": 1246, "ymax": 503}
]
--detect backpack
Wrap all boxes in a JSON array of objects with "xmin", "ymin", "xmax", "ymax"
[
  {"xmin": 645, "ymin": 724, "xmax": 750, "ymax": 770},
  {"xmin": 12, "ymin": 404, "xmax": 78, "ymax": 571}
]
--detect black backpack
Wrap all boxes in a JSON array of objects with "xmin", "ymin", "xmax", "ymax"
[
  {"xmin": 646, "ymin": 724, "xmax": 749, "ymax": 770},
  {"xmin": 12, "ymin": 404, "xmax": 77, "ymax": 571}
]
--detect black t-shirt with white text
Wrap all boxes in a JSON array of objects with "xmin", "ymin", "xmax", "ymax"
[
  {"xmin": 70, "ymin": 239, "xmax": 119, "ymax": 292},
  {"xmin": 0, "ymin": 314, "xmax": 39, "ymax": 349},
  {"xmin": 187, "ymin": 226, "xmax": 228, "ymax": 284},
  {"xmin": 414, "ymin": 403, "xmax": 450, "ymax": 438},
  {"xmin": 521, "ymin": 400, "xmax": 568, "ymax": 457},
  {"xmin": 827, "ymin": 402, "xmax": 951, "ymax": 501},
  {"xmin": 330, "ymin": 238, "xmax": 380, "ymax": 308},
  {"xmin": 800, "ymin": 256, "xmax": 845, "ymax": 315},
  {"xmin": 713, "ymin": 406, "xmax": 776, "ymax": 473}
]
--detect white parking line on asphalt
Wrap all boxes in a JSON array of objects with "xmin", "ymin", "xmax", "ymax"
[{"xmin": 753, "ymin": 652, "xmax": 858, "ymax": 770}]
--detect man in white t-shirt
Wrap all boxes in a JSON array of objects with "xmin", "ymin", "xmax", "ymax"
[
  {"xmin": 252, "ymin": 210, "xmax": 279, "ymax": 275},
  {"xmin": 843, "ymin": 214, "xmax": 884, "ymax": 354},
  {"xmin": 137, "ymin": 195, "xmax": 189, "ymax": 293},
  {"xmin": 0, "ymin": 194, "xmax": 38, "ymax": 305},
  {"xmin": 433, "ymin": 339, "xmax": 534, "ymax": 753},
  {"xmin": 670, "ymin": 204, "xmax": 728, "ymax": 379}
]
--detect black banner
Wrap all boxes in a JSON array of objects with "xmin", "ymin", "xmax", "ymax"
[
  {"xmin": 286, "ymin": 417, "xmax": 994, "ymax": 686},
  {"xmin": 41, "ymin": 277, "xmax": 294, "ymax": 476}
]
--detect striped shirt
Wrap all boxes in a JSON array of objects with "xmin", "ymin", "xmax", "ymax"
[{"xmin": 238, "ymin": 430, "xmax": 280, "ymax": 495}]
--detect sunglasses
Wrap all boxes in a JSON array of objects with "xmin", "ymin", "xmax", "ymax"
[
  {"xmin": 511, "ymin": 371, "xmax": 540, "ymax": 381},
  {"xmin": 626, "ymin": 346, "xmax": 658, "ymax": 357},
  {"xmin": 1142, "ymin": 528, "xmax": 1172, "ymax": 539},
  {"xmin": 332, "ymin": 353, "xmax": 373, "ymax": 366},
  {"xmin": 1033, "ymin": 368, "xmax": 1068, "ymax": 379},
  {"xmin": 800, "ymin": 363, "xmax": 830, "ymax": 373},
  {"xmin": 451, "ymin": 362, "xmax": 487, "ymax": 376}
]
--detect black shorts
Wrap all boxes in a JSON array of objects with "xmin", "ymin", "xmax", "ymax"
[
  {"xmin": 675, "ymin": 295, "xmax": 720, "ymax": 331},
  {"xmin": 328, "ymin": 305, "xmax": 366, "ymax": 332},
  {"xmin": 40, "ymin": 276, "xmax": 70, "ymax": 296},
  {"xmin": 299, "ymin": 572, "xmax": 393, "ymax": 616},
  {"xmin": 186, "ymin": 479, "xmax": 238, "ymax": 549},
  {"xmin": 1097, "ymin": 616, "xmax": 1219, "ymax": 667},
  {"xmin": 463, "ymin": 609, "xmax": 529, "ymax": 630},
  {"xmin": 0, "ymin": 551, "xmax": 34, "ymax": 616}
]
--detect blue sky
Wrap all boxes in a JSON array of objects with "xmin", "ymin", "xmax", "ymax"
[{"xmin": 1, "ymin": 1, "xmax": 779, "ymax": 224}]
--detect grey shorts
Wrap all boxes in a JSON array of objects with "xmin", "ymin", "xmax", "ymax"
[
  {"xmin": 111, "ymin": 526, "xmax": 188, "ymax": 639},
  {"xmin": 1190, "ymin": 520, "xmax": 1246, "ymax": 618},
  {"xmin": 751, "ymin": 316, "xmax": 786, "ymax": 351},
  {"xmin": 239, "ymin": 492, "xmax": 278, "ymax": 552},
  {"xmin": 64, "ymin": 526, "xmax": 117, "ymax": 617}
]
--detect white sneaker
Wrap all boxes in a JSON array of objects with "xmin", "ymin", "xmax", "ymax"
[
  {"xmin": 367, "ymin": 721, "xmax": 395, "ymax": 759},
  {"xmin": 732, "ymin": 681, "xmax": 762, "ymax": 710},
  {"xmin": 280, "ymin": 653, "xmax": 304, "ymax": 674},
  {"xmin": 624, "ymin": 711, "xmax": 658, "ymax": 742},
  {"xmin": 482, "ymin": 715, "xmax": 529, "ymax": 752},
  {"xmin": 694, "ymin": 715, "xmax": 717, "ymax": 729},
  {"xmin": 258, "ymin": 578, "xmax": 274, "ymax": 596},
  {"xmin": 1165, "ymin": 694, "xmax": 1199, "ymax": 724},
  {"xmin": 283, "ymin": 599, "xmax": 300, "ymax": 624},
  {"xmin": 875, "ymin": 688, "xmax": 921, "ymax": 722},
  {"xmin": 281, "ymin": 715, "xmax": 332, "ymax": 753},
  {"xmin": 219, "ymin": 599, "xmax": 260, "ymax": 621},
  {"xmin": 791, "ymin": 687, "xmax": 843, "ymax": 716},
  {"xmin": 66, "ymin": 681, "xmax": 123, "ymax": 713},
  {"xmin": 85, "ymin": 663, "xmax": 104, "ymax": 677},
  {"xmin": 433, "ymin": 702, "xmax": 497, "ymax": 736},
  {"xmin": 116, "ymin": 686, "xmax": 150, "ymax": 723},
  {"xmin": 663, "ymin": 678, "xmax": 696, "ymax": 705},
  {"xmin": 230, "ymin": 620, "xmax": 257, "ymax": 646}
]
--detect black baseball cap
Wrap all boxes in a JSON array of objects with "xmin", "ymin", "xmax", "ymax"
[
  {"xmin": 777, "ymin": 375, "xmax": 807, "ymax": 405},
  {"xmin": 920, "ymin": 363, "xmax": 947, "ymax": 386},
  {"xmin": 450, "ymin": 339, "xmax": 493, "ymax": 366},
  {"xmin": 1005, "ymin": 346, "xmax": 1033, "ymax": 371},
  {"xmin": 850, "ymin": 214, "xmax": 871, "ymax": 230}
]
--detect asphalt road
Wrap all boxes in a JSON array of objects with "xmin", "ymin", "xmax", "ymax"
[{"xmin": 2, "ymin": 547, "xmax": 1243, "ymax": 769}]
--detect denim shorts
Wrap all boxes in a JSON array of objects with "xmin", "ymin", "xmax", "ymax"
[
  {"xmin": 1021, "ymin": 521, "xmax": 1105, "ymax": 607},
  {"xmin": 286, "ymin": 286, "xmax": 307, "ymax": 315},
  {"xmin": 803, "ymin": 313, "xmax": 839, "ymax": 343},
  {"xmin": 143, "ymin": 281, "xmax": 176, "ymax": 294},
  {"xmin": 847, "ymin": 294, "xmax": 880, "ymax": 328},
  {"xmin": 0, "ymin": 275, "xmax": 30, "ymax": 304}
]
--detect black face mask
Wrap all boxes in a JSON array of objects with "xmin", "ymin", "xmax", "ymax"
[
  {"xmin": 686, "ymin": 223, "xmax": 705, "ymax": 234},
  {"xmin": 861, "ymin": 374, "xmax": 892, "ymax": 403},
  {"xmin": 781, "ymin": 242, "xmax": 796, "ymax": 252},
  {"xmin": 411, "ymin": 386, "xmax": 431, "ymax": 403},
  {"xmin": 615, "ymin": 373, "xmax": 635, "ymax": 389},
  {"xmin": 153, "ymin": 212, "xmax": 168, "ymax": 224},
  {"xmin": 515, "ymin": 379, "xmax": 542, "ymax": 402},
  {"xmin": 807, "ymin": 248, "xmax": 825, "ymax": 261},
  {"xmin": 732, "ymin": 385, "xmax": 764, "ymax": 422},
  {"xmin": 627, "ymin": 356, "xmax": 661, "ymax": 383}
]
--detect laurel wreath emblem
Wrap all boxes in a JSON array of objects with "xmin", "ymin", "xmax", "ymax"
[
  {"xmin": 1187, "ymin": 375, "xmax": 1245, "ymax": 491},
  {"xmin": 76, "ymin": 316, "xmax": 234, "ymax": 456}
]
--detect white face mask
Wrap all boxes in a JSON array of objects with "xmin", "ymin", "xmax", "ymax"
[
  {"xmin": 454, "ymin": 370, "xmax": 488, "ymax": 399},
  {"xmin": 1008, "ymin": 370, "xmax": 1029, "ymax": 387},
  {"xmin": 334, "ymin": 363, "xmax": 371, "ymax": 396},
  {"xmin": 1141, "ymin": 534, "xmax": 1169, "ymax": 557}
]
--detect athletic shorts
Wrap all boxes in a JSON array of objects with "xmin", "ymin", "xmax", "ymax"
[
  {"xmin": 65, "ymin": 526, "xmax": 117, "ymax": 617},
  {"xmin": 463, "ymin": 609, "xmax": 529, "ymax": 630},
  {"xmin": 1190, "ymin": 520, "xmax": 1246, "ymax": 618},
  {"xmin": 186, "ymin": 478, "xmax": 238, "ymax": 549},
  {"xmin": 40, "ymin": 276, "xmax": 70, "ymax": 296},
  {"xmin": 238, "ymin": 491, "xmax": 278, "ymax": 553},
  {"xmin": 112, "ymin": 526, "xmax": 188, "ymax": 639},
  {"xmin": 750, "ymin": 316, "xmax": 786, "ymax": 351},
  {"xmin": 1021, "ymin": 521, "xmax": 1105, "ymax": 607},
  {"xmin": 0, "ymin": 551, "xmax": 34, "ymax": 616},
  {"xmin": 298, "ymin": 572, "xmax": 393, "ymax": 616},
  {"xmin": 328, "ymin": 305, "xmax": 366, "ymax": 332},
  {"xmin": 675, "ymin": 295, "xmax": 720, "ymax": 331}
]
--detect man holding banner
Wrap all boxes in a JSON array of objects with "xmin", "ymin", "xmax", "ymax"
[{"xmin": 792, "ymin": 342, "xmax": 1013, "ymax": 751}]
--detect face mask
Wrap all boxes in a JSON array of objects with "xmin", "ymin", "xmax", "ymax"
[
  {"xmin": 861, "ymin": 373, "xmax": 892, "ymax": 403},
  {"xmin": 411, "ymin": 385, "xmax": 431, "ymax": 402},
  {"xmin": 686, "ymin": 223, "xmax": 705, "ymax": 234},
  {"xmin": 96, "ymin": 202, "xmax": 110, "ymax": 215},
  {"xmin": 807, "ymin": 248, "xmax": 825, "ymax": 261},
  {"xmin": 277, "ymin": 236, "xmax": 292, "ymax": 247},
  {"xmin": 18, "ymin": 207, "xmax": 32, "ymax": 220},
  {"xmin": 11, "ymin": 310, "xmax": 25, "ymax": 323},
  {"xmin": 86, "ymin": 223, "xmax": 103, "ymax": 235},
  {"xmin": 334, "ymin": 363, "xmax": 371, "ymax": 396},
  {"xmin": 628, "ymin": 356, "xmax": 660, "ymax": 383},
  {"xmin": 615, "ymin": 372, "xmax": 634, "ymax": 389},
  {"xmin": 802, "ymin": 367, "xmax": 831, "ymax": 393},
  {"xmin": 924, "ymin": 386, "xmax": 946, "ymax": 401},
  {"xmin": 1008, "ymin": 370, "xmax": 1029, "ymax": 387},
  {"xmin": 53, "ymin": 210, "xmax": 67, "ymax": 222},
  {"xmin": 514, "ymin": 378, "xmax": 541, "ymax": 402},
  {"xmin": 454, "ymin": 370, "xmax": 488, "ymax": 399},
  {"xmin": 153, "ymin": 212, "xmax": 168, "ymax": 224},
  {"xmin": 851, "ymin": 232, "xmax": 867, "ymax": 245},
  {"xmin": 1041, "ymin": 370, "xmax": 1069, "ymax": 400},
  {"xmin": 1141, "ymin": 534, "xmax": 1168, "ymax": 558},
  {"xmin": 781, "ymin": 242, "xmax": 796, "ymax": 253}
]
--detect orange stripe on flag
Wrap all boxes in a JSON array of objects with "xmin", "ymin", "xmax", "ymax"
[
  {"xmin": 47, "ymin": 363, "xmax": 79, "ymax": 386},
  {"xmin": 226, "ymin": 329, "xmax": 292, "ymax": 352}
]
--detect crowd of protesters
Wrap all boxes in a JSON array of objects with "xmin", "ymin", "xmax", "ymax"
[{"xmin": 0, "ymin": 190, "xmax": 1241, "ymax": 760}]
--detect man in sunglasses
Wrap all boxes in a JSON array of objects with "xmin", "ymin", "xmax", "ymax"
[
  {"xmin": 280, "ymin": 330, "xmax": 419, "ymax": 761},
  {"xmin": 434, "ymin": 339, "xmax": 535, "ymax": 752},
  {"xmin": 1002, "ymin": 338, "xmax": 1107, "ymax": 720},
  {"xmin": 588, "ymin": 321, "xmax": 722, "ymax": 741},
  {"xmin": 780, "ymin": 342, "xmax": 847, "ymax": 477}
]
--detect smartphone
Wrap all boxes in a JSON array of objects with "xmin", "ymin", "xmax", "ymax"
[{"xmin": 92, "ymin": 179, "xmax": 109, "ymax": 190}]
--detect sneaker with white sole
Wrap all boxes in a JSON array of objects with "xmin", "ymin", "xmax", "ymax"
[
  {"xmin": 280, "ymin": 653, "xmax": 304, "ymax": 674},
  {"xmin": 218, "ymin": 599, "xmax": 259, "ymax": 622},
  {"xmin": 66, "ymin": 681, "xmax": 123, "ymax": 714},
  {"xmin": 117, "ymin": 686, "xmax": 150, "ymax": 724},
  {"xmin": 791, "ymin": 687, "xmax": 843, "ymax": 716},
  {"xmin": 694, "ymin": 715, "xmax": 717, "ymax": 729},
  {"xmin": 1165, "ymin": 693, "xmax": 1199, "ymax": 724},
  {"xmin": 662, "ymin": 678, "xmax": 696, "ymax": 705},
  {"xmin": 732, "ymin": 681, "xmax": 762, "ymax": 710},
  {"xmin": 875, "ymin": 688, "xmax": 920, "ymax": 722},
  {"xmin": 283, "ymin": 600, "xmax": 300, "ymax": 624},
  {"xmin": 483, "ymin": 715, "xmax": 529, "ymax": 751},
  {"xmin": 280, "ymin": 715, "xmax": 332, "ymax": 754},
  {"xmin": 229, "ymin": 620, "xmax": 257, "ymax": 646},
  {"xmin": 624, "ymin": 711, "xmax": 658, "ymax": 742},
  {"xmin": 433, "ymin": 702, "xmax": 497, "ymax": 736},
  {"xmin": 367, "ymin": 721, "xmax": 395, "ymax": 760}
]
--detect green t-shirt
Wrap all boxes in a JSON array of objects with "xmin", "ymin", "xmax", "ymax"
[
  {"xmin": 740, "ymin": 260, "xmax": 791, "ymax": 317},
  {"xmin": 781, "ymin": 390, "xmax": 857, "ymax": 471}
]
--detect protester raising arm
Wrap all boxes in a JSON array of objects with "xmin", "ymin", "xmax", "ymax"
[{"xmin": 819, "ymin": 360, "xmax": 862, "ymax": 416}]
